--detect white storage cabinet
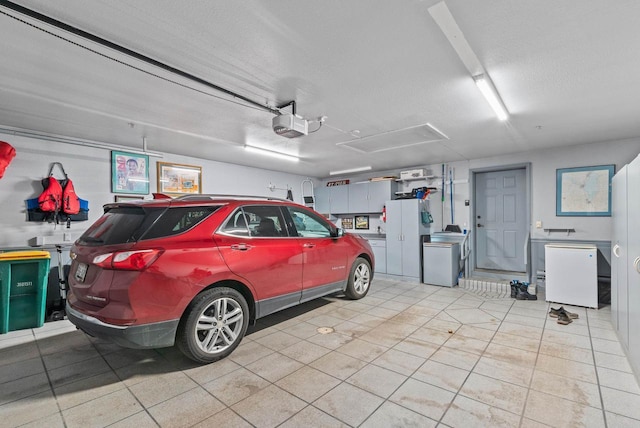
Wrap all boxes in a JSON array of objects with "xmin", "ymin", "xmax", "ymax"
[
  {"xmin": 612, "ymin": 153, "xmax": 640, "ymax": 377},
  {"xmin": 385, "ymin": 199, "xmax": 431, "ymax": 281},
  {"xmin": 315, "ymin": 185, "xmax": 349, "ymax": 215},
  {"xmin": 367, "ymin": 239, "xmax": 386, "ymax": 274}
]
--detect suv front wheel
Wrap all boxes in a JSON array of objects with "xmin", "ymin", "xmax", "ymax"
[
  {"xmin": 344, "ymin": 257, "xmax": 371, "ymax": 299},
  {"xmin": 177, "ymin": 287, "xmax": 249, "ymax": 363}
]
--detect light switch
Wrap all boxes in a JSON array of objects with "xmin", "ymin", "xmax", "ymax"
[{"xmin": 535, "ymin": 221, "xmax": 542, "ymax": 229}]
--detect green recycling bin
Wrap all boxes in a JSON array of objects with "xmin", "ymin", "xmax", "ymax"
[{"xmin": 0, "ymin": 250, "xmax": 51, "ymax": 334}]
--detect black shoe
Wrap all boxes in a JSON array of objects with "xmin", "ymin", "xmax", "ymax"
[
  {"xmin": 510, "ymin": 280, "xmax": 519, "ymax": 298},
  {"xmin": 516, "ymin": 287, "xmax": 538, "ymax": 300}
]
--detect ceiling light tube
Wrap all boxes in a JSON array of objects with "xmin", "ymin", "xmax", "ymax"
[
  {"xmin": 473, "ymin": 74, "xmax": 508, "ymax": 121},
  {"xmin": 244, "ymin": 145, "xmax": 299, "ymax": 162},
  {"xmin": 329, "ymin": 166, "xmax": 373, "ymax": 176},
  {"xmin": 0, "ymin": 126, "xmax": 164, "ymax": 157}
]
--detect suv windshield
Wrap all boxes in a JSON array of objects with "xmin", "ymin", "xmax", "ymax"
[{"xmin": 77, "ymin": 206, "xmax": 219, "ymax": 245}]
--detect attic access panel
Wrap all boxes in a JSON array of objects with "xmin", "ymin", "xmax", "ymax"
[{"xmin": 336, "ymin": 123, "xmax": 448, "ymax": 154}]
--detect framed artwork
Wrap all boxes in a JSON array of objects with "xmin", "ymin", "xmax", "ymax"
[
  {"xmin": 114, "ymin": 195, "xmax": 145, "ymax": 202},
  {"xmin": 556, "ymin": 164, "xmax": 615, "ymax": 216},
  {"xmin": 355, "ymin": 215, "xmax": 369, "ymax": 230},
  {"xmin": 341, "ymin": 217, "xmax": 353, "ymax": 229},
  {"xmin": 111, "ymin": 151, "xmax": 150, "ymax": 195},
  {"xmin": 157, "ymin": 162, "xmax": 202, "ymax": 194}
]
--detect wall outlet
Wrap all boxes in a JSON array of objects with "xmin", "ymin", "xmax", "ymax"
[
  {"xmin": 535, "ymin": 220, "xmax": 542, "ymax": 229},
  {"xmin": 63, "ymin": 233, "xmax": 72, "ymax": 242}
]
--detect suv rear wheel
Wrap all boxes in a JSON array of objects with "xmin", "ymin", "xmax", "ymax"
[
  {"xmin": 344, "ymin": 257, "xmax": 371, "ymax": 299},
  {"xmin": 177, "ymin": 287, "xmax": 249, "ymax": 363}
]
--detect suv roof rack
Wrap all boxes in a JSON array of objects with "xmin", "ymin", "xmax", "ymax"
[{"xmin": 173, "ymin": 194, "xmax": 294, "ymax": 203}]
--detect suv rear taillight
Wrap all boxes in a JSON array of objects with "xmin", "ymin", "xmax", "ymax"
[{"xmin": 92, "ymin": 249, "xmax": 163, "ymax": 270}]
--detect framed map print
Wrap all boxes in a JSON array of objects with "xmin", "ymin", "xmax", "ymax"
[{"xmin": 556, "ymin": 165, "xmax": 614, "ymax": 216}]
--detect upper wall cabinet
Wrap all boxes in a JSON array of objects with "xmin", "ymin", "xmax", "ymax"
[
  {"xmin": 348, "ymin": 180, "xmax": 397, "ymax": 213},
  {"xmin": 315, "ymin": 185, "xmax": 349, "ymax": 215},
  {"xmin": 348, "ymin": 182, "xmax": 369, "ymax": 213},
  {"xmin": 367, "ymin": 180, "xmax": 397, "ymax": 212},
  {"xmin": 315, "ymin": 180, "xmax": 396, "ymax": 215}
]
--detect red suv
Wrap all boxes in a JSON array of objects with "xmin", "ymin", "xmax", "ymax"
[{"xmin": 66, "ymin": 195, "xmax": 374, "ymax": 363}]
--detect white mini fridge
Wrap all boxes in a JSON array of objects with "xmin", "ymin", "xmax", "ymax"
[
  {"xmin": 545, "ymin": 243, "xmax": 598, "ymax": 308},
  {"xmin": 423, "ymin": 242, "xmax": 460, "ymax": 287}
]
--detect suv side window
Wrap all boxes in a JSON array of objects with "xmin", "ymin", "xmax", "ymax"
[
  {"xmin": 221, "ymin": 205, "xmax": 288, "ymax": 237},
  {"xmin": 220, "ymin": 208, "xmax": 251, "ymax": 237},
  {"xmin": 246, "ymin": 205, "xmax": 287, "ymax": 237},
  {"xmin": 286, "ymin": 207, "xmax": 332, "ymax": 238}
]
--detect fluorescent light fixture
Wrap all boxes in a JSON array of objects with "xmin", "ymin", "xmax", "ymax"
[
  {"xmin": 474, "ymin": 74, "xmax": 509, "ymax": 121},
  {"xmin": 244, "ymin": 145, "xmax": 299, "ymax": 162},
  {"xmin": 329, "ymin": 166, "xmax": 372, "ymax": 176},
  {"xmin": 0, "ymin": 126, "xmax": 164, "ymax": 157}
]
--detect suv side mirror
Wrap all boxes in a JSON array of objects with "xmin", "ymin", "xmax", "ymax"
[{"xmin": 330, "ymin": 227, "xmax": 344, "ymax": 238}]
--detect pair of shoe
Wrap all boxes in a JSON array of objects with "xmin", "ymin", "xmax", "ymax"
[
  {"xmin": 549, "ymin": 306, "xmax": 578, "ymax": 325},
  {"xmin": 510, "ymin": 280, "xmax": 537, "ymax": 300}
]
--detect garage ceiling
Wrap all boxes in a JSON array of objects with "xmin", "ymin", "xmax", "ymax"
[{"xmin": 1, "ymin": 0, "xmax": 639, "ymax": 178}]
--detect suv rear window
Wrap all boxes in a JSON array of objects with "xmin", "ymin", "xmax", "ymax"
[
  {"xmin": 78, "ymin": 206, "xmax": 218, "ymax": 245},
  {"xmin": 144, "ymin": 207, "xmax": 218, "ymax": 239}
]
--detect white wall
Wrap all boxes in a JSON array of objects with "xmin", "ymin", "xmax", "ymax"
[
  {"xmin": 3, "ymin": 133, "xmax": 638, "ymax": 248},
  {"xmin": 324, "ymin": 139, "xmax": 640, "ymax": 242},
  {"xmin": 0, "ymin": 134, "xmax": 317, "ymax": 248},
  {"xmin": 462, "ymin": 139, "xmax": 639, "ymax": 242}
]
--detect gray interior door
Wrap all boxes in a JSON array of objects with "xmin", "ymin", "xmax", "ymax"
[{"xmin": 475, "ymin": 168, "xmax": 527, "ymax": 272}]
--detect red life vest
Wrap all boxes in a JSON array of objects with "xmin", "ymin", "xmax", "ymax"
[
  {"xmin": 0, "ymin": 141, "xmax": 16, "ymax": 179},
  {"xmin": 38, "ymin": 176, "xmax": 63, "ymax": 213},
  {"xmin": 38, "ymin": 177, "xmax": 80, "ymax": 215},
  {"xmin": 62, "ymin": 178, "xmax": 80, "ymax": 215}
]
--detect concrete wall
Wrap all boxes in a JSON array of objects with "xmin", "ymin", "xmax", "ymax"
[{"xmin": 0, "ymin": 133, "xmax": 317, "ymax": 248}]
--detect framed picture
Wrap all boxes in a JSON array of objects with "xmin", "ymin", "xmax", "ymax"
[
  {"xmin": 556, "ymin": 164, "xmax": 615, "ymax": 216},
  {"xmin": 111, "ymin": 151, "xmax": 150, "ymax": 195},
  {"xmin": 114, "ymin": 195, "xmax": 145, "ymax": 202},
  {"xmin": 157, "ymin": 162, "xmax": 202, "ymax": 194},
  {"xmin": 342, "ymin": 217, "xmax": 353, "ymax": 229},
  {"xmin": 355, "ymin": 215, "xmax": 369, "ymax": 229}
]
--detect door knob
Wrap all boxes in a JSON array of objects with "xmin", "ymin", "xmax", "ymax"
[{"xmin": 477, "ymin": 223, "xmax": 483, "ymax": 228}]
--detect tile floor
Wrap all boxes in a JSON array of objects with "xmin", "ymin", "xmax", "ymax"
[{"xmin": 2, "ymin": 278, "xmax": 640, "ymax": 427}]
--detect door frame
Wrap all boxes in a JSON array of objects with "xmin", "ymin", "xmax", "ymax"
[{"xmin": 469, "ymin": 162, "xmax": 532, "ymax": 280}]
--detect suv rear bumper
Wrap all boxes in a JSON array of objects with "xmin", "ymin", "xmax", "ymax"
[{"xmin": 66, "ymin": 303, "xmax": 179, "ymax": 349}]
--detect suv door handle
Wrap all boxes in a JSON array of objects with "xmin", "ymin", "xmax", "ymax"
[
  {"xmin": 231, "ymin": 243, "xmax": 251, "ymax": 251},
  {"xmin": 303, "ymin": 243, "xmax": 316, "ymax": 248}
]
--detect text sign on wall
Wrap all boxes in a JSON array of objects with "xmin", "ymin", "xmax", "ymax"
[{"xmin": 326, "ymin": 180, "xmax": 350, "ymax": 187}]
